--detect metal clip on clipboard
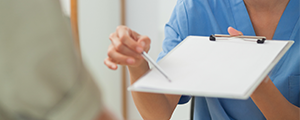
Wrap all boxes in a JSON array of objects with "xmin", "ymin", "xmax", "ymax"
[{"xmin": 209, "ymin": 34, "xmax": 267, "ymax": 44}]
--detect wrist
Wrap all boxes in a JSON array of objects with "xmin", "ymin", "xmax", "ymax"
[
  {"xmin": 128, "ymin": 60, "xmax": 150, "ymax": 84},
  {"xmin": 250, "ymin": 77, "xmax": 270, "ymax": 98}
]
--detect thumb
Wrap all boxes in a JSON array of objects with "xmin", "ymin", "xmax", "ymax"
[
  {"xmin": 137, "ymin": 35, "xmax": 151, "ymax": 52},
  {"xmin": 228, "ymin": 27, "xmax": 243, "ymax": 36}
]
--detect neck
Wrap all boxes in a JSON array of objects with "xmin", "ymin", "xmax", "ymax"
[{"xmin": 244, "ymin": 0, "xmax": 290, "ymax": 11}]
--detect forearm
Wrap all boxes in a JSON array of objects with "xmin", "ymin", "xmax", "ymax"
[
  {"xmin": 251, "ymin": 77, "xmax": 300, "ymax": 120},
  {"xmin": 131, "ymin": 92, "xmax": 180, "ymax": 119},
  {"xmin": 128, "ymin": 60, "xmax": 181, "ymax": 120},
  {"xmin": 96, "ymin": 108, "xmax": 119, "ymax": 120}
]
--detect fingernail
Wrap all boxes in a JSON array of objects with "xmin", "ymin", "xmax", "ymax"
[
  {"xmin": 136, "ymin": 47, "xmax": 143, "ymax": 53},
  {"xmin": 127, "ymin": 58, "xmax": 135, "ymax": 64},
  {"xmin": 140, "ymin": 41, "xmax": 145, "ymax": 47},
  {"xmin": 238, "ymin": 32, "xmax": 243, "ymax": 36},
  {"xmin": 112, "ymin": 64, "xmax": 117, "ymax": 69},
  {"xmin": 229, "ymin": 29, "xmax": 240, "ymax": 36}
]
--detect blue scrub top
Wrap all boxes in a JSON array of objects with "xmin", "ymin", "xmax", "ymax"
[{"xmin": 157, "ymin": 0, "xmax": 300, "ymax": 119}]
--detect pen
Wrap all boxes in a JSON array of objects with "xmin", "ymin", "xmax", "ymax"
[{"xmin": 141, "ymin": 51, "xmax": 172, "ymax": 82}]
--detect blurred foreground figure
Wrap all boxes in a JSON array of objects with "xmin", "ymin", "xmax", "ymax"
[{"xmin": 0, "ymin": 1, "xmax": 117, "ymax": 120}]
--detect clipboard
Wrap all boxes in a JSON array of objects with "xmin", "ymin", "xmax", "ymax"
[{"xmin": 128, "ymin": 36, "xmax": 294, "ymax": 99}]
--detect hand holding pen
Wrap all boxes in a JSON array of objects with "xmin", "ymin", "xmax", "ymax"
[
  {"xmin": 105, "ymin": 25, "xmax": 171, "ymax": 83},
  {"xmin": 104, "ymin": 25, "xmax": 151, "ymax": 71}
]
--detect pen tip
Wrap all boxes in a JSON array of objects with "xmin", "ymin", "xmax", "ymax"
[{"xmin": 167, "ymin": 78, "xmax": 172, "ymax": 82}]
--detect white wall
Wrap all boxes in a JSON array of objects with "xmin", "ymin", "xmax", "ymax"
[
  {"xmin": 76, "ymin": 0, "xmax": 191, "ymax": 120},
  {"xmin": 59, "ymin": 0, "xmax": 70, "ymax": 17},
  {"xmin": 78, "ymin": 0, "xmax": 123, "ymax": 119},
  {"xmin": 126, "ymin": 0, "xmax": 191, "ymax": 120}
]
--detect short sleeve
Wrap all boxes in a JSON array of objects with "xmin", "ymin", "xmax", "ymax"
[
  {"xmin": 156, "ymin": 0, "xmax": 191, "ymax": 105},
  {"xmin": 178, "ymin": 95, "xmax": 192, "ymax": 104},
  {"xmin": 157, "ymin": 0, "xmax": 189, "ymax": 62}
]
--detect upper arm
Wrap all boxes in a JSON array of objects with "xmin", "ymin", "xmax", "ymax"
[
  {"xmin": 157, "ymin": 0, "xmax": 189, "ymax": 62},
  {"xmin": 156, "ymin": 1, "xmax": 191, "ymax": 107}
]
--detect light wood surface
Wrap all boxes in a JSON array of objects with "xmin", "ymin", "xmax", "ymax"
[
  {"xmin": 71, "ymin": 0, "xmax": 81, "ymax": 54},
  {"xmin": 121, "ymin": 0, "xmax": 128, "ymax": 119}
]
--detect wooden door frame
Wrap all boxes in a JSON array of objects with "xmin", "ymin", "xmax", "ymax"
[
  {"xmin": 70, "ymin": 0, "xmax": 80, "ymax": 53},
  {"xmin": 120, "ymin": 0, "xmax": 128, "ymax": 120}
]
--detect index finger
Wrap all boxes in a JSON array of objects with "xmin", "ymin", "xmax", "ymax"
[{"xmin": 116, "ymin": 26, "xmax": 144, "ymax": 53}]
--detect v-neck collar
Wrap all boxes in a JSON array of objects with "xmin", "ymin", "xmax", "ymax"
[
  {"xmin": 273, "ymin": 0, "xmax": 299, "ymax": 40},
  {"xmin": 230, "ymin": 0, "xmax": 299, "ymax": 40},
  {"xmin": 229, "ymin": 0, "xmax": 256, "ymax": 36}
]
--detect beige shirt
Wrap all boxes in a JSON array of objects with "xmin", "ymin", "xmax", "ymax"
[{"xmin": 0, "ymin": 0, "xmax": 103, "ymax": 120}]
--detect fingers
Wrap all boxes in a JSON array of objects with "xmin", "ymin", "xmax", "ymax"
[
  {"xmin": 228, "ymin": 27, "xmax": 243, "ymax": 36},
  {"xmin": 105, "ymin": 26, "xmax": 152, "ymax": 70},
  {"xmin": 109, "ymin": 33, "xmax": 142, "ymax": 58},
  {"xmin": 105, "ymin": 45, "xmax": 137, "ymax": 70},
  {"xmin": 107, "ymin": 44, "xmax": 136, "ymax": 65},
  {"xmin": 137, "ymin": 35, "xmax": 151, "ymax": 52},
  {"xmin": 104, "ymin": 57, "xmax": 118, "ymax": 70},
  {"xmin": 128, "ymin": 28, "xmax": 140, "ymax": 41},
  {"xmin": 115, "ymin": 26, "xmax": 144, "ymax": 53}
]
